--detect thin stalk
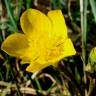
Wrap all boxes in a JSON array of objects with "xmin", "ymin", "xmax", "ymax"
[
  {"xmin": 0, "ymin": 17, "xmax": 6, "ymax": 40},
  {"xmin": 87, "ymin": 78, "xmax": 95, "ymax": 96},
  {"xmin": 26, "ymin": 0, "xmax": 31, "ymax": 9},
  {"xmin": 4, "ymin": 0, "xmax": 18, "ymax": 32},
  {"xmin": 35, "ymin": 78, "xmax": 42, "ymax": 90},
  {"xmin": 16, "ymin": 0, "xmax": 23, "ymax": 21},
  {"xmin": 80, "ymin": 0, "xmax": 88, "ymax": 96},
  {"xmin": 0, "ymin": 0, "xmax": 6, "ymax": 40}
]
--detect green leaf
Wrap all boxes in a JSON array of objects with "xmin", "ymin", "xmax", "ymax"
[
  {"xmin": 4, "ymin": 0, "xmax": 18, "ymax": 31},
  {"xmin": 85, "ymin": 47, "xmax": 96, "ymax": 73},
  {"xmin": 89, "ymin": 0, "xmax": 96, "ymax": 22}
]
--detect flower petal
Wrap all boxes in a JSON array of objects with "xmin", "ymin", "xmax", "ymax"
[
  {"xmin": 1, "ymin": 33, "xmax": 29, "ymax": 58},
  {"xmin": 20, "ymin": 9, "xmax": 51, "ymax": 38},
  {"xmin": 63, "ymin": 38, "xmax": 76, "ymax": 57},
  {"xmin": 47, "ymin": 10, "xmax": 67, "ymax": 39},
  {"xmin": 43, "ymin": 38, "xmax": 76, "ymax": 66},
  {"xmin": 20, "ymin": 10, "xmax": 32, "ymax": 36},
  {"xmin": 51, "ymin": 38, "xmax": 76, "ymax": 64},
  {"xmin": 26, "ymin": 62, "xmax": 50, "ymax": 73},
  {"xmin": 26, "ymin": 37, "xmax": 76, "ymax": 72}
]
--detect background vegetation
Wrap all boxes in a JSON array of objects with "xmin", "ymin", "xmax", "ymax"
[{"xmin": 0, "ymin": 0, "xmax": 96, "ymax": 96}]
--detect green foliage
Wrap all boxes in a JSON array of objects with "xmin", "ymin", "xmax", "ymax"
[
  {"xmin": 4, "ymin": 0, "xmax": 18, "ymax": 32},
  {"xmin": 51, "ymin": 0, "xmax": 67, "ymax": 9},
  {"xmin": 85, "ymin": 47, "xmax": 96, "ymax": 73},
  {"xmin": 89, "ymin": 0, "xmax": 96, "ymax": 22}
]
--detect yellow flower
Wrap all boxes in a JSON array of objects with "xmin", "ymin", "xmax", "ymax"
[{"xmin": 1, "ymin": 9, "xmax": 76, "ymax": 73}]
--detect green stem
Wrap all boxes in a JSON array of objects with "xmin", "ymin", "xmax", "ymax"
[
  {"xmin": 16, "ymin": 0, "xmax": 23, "ymax": 21},
  {"xmin": 87, "ymin": 78, "xmax": 95, "ymax": 96},
  {"xmin": 4, "ymin": 0, "xmax": 18, "ymax": 32},
  {"xmin": 80, "ymin": 0, "xmax": 88, "ymax": 96},
  {"xmin": 35, "ymin": 78, "xmax": 42, "ymax": 90},
  {"xmin": 26, "ymin": 0, "xmax": 31, "ymax": 9}
]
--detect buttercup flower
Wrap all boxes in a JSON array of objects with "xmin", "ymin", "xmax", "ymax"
[{"xmin": 1, "ymin": 9, "xmax": 76, "ymax": 73}]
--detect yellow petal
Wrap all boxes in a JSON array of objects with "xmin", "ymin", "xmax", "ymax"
[
  {"xmin": 20, "ymin": 58, "xmax": 30, "ymax": 64},
  {"xmin": 63, "ymin": 38, "xmax": 76, "ymax": 57},
  {"xmin": 26, "ymin": 62, "xmax": 50, "ymax": 73},
  {"xmin": 20, "ymin": 9, "xmax": 51, "ymax": 38},
  {"xmin": 47, "ymin": 10, "xmax": 67, "ymax": 39},
  {"xmin": 20, "ymin": 10, "xmax": 32, "ymax": 36},
  {"xmin": 1, "ymin": 33, "xmax": 29, "ymax": 58},
  {"xmin": 20, "ymin": 9, "xmax": 52, "ymax": 56},
  {"xmin": 41, "ymin": 38, "xmax": 76, "ymax": 66},
  {"xmin": 51, "ymin": 38, "xmax": 76, "ymax": 64},
  {"xmin": 26, "ymin": 37, "xmax": 76, "ymax": 72}
]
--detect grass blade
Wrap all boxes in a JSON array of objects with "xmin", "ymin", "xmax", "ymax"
[{"xmin": 90, "ymin": 0, "xmax": 96, "ymax": 22}]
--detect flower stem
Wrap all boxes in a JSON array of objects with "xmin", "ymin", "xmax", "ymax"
[
  {"xmin": 80, "ymin": 0, "xmax": 88, "ymax": 96},
  {"xmin": 35, "ymin": 78, "xmax": 42, "ymax": 90},
  {"xmin": 0, "ymin": 0, "xmax": 6, "ymax": 40},
  {"xmin": 26, "ymin": 0, "xmax": 31, "ymax": 9}
]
